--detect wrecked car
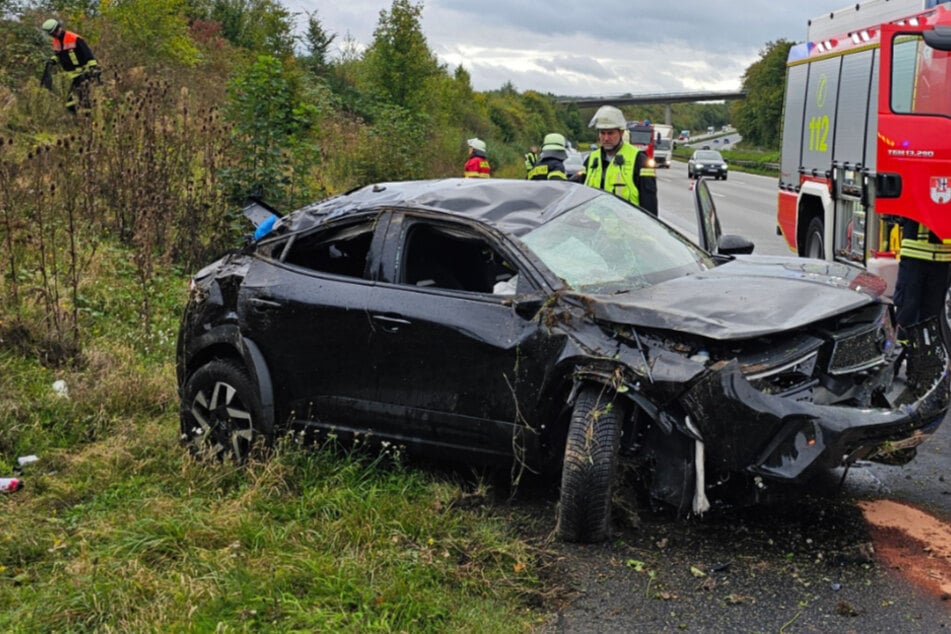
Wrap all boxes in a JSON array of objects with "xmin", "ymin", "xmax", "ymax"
[{"xmin": 176, "ymin": 177, "xmax": 949, "ymax": 543}]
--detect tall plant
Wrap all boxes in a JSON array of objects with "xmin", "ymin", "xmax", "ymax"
[{"xmin": 219, "ymin": 55, "xmax": 319, "ymax": 209}]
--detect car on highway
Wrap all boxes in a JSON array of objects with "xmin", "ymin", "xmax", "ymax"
[
  {"xmin": 563, "ymin": 150, "xmax": 585, "ymax": 180},
  {"xmin": 177, "ymin": 177, "xmax": 949, "ymax": 543},
  {"xmin": 688, "ymin": 149, "xmax": 729, "ymax": 180}
]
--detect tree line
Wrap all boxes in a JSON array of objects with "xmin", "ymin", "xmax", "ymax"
[{"xmin": 0, "ymin": 0, "xmax": 788, "ymax": 356}]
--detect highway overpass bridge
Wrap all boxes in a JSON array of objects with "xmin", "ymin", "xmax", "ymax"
[{"xmin": 558, "ymin": 90, "xmax": 747, "ymax": 125}]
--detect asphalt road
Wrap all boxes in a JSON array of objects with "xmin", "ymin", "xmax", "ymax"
[{"xmin": 535, "ymin": 163, "xmax": 951, "ymax": 633}]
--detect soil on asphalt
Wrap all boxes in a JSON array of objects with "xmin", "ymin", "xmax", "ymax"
[{"xmin": 495, "ymin": 449, "xmax": 951, "ymax": 633}]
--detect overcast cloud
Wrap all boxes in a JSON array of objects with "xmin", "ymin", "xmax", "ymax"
[{"xmin": 282, "ymin": 1, "xmax": 841, "ymax": 96}]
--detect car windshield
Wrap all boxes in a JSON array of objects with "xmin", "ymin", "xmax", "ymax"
[
  {"xmin": 521, "ymin": 195, "xmax": 714, "ymax": 293},
  {"xmin": 694, "ymin": 151, "xmax": 723, "ymax": 161}
]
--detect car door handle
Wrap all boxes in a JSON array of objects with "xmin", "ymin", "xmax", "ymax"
[{"xmin": 372, "ymin": 313, "xmax": 411, "ymax": 333}]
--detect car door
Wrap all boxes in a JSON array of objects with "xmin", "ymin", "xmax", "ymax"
[
  {"xmin": 238, "ymin": 212, "xmax": 391, "ymax": 431},
  {"xmin": 363, "ymin": 212, "xmax": 557, "ymax": 459}
]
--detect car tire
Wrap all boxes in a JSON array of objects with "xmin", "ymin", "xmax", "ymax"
[
  {"xmin": 804, "ymin": 217, "xmax": 824, "ymax": 259},
  {"xmin": 722, "ymin": 174, "xmax": 727, "ymax": 181},
  {"xmin": 181, "ymin": 359, "xmax": 264, "ymax": 461},
  {"xmin": 556, "ymin": 386, "xmax": 624, "ymax": 543}
]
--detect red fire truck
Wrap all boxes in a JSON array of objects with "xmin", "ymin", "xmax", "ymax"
[
  {"xmin": 777, "ymin": 0, "xmax": 951, "ymax": 298},
  {"xmin": 626, "ymin": 120, "xmax": 655, "ymax": 161}
]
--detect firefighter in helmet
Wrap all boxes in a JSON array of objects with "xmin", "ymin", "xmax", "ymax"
[
  {"xmin": 580, "ymin": 105, "xmax": 658, "ymax": 216},
  {"xmin": 463, "ymin": 138, "xmax": 491, "ymax": 178},
  {"xmin": 528, "ymin": 133, "xmax": 568, "ymax": 181},
  {"xmin": 41, "ymin": 18, "xmax": 100, "ymax": 113}
]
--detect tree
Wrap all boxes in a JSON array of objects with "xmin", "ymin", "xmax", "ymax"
[
  {"xmin": 360, "ymin": 0, "xmax": 440, "ymax": 113},
  {"xmin": 100, "ymin": 0, "xmax": 200, "ymax": 65},
  {"xmin": 219, "ymin": 55, "xmax": 319, "ymax": 207},
  {"xmin": 302, "ymin": 10, "xmax": 335, "ymax": 78},
  {"xmin": 731, "ymin": 40, "xmax": 794, "ymax": 149},
  {"xmin": 210, "ymin": 0, "xmax": 295, "ymax": 58}
]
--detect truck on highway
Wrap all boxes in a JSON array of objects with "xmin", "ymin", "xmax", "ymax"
[
  {"xmin": 777, "ymin": 0, "xmax": 951, "ymax": 311},
  {"xmin": 625, "ymin": 120, "xmax": 655, "ymax": 162},
  {"xmin": 652, "ymin": 124, "xmax": 674, "ymax": 168}
]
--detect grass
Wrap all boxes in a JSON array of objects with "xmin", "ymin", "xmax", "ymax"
[
  {"xmin": 672, "ymin": 142, "xmax": 780, "ymax": 177},
  {"xmin": 0, "ymin": 249, "xmax": 549, "ymax": 633}
]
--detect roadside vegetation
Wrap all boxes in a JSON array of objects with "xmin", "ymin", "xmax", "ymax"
[{"xmin": 0, "ymin": 0, "xmax": 789, "ymax": 629}]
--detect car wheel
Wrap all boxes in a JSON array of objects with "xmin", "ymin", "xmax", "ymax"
[
  {"xmin": 556, "ymin": 386, "xmax": 624, "ymax": 543},
  {"xmin": 804, "ymin": 217, "xmax": 824, "ymax": 259},
  {"xmin": 722, "ymin": 173, "xmax": 727, "ymax": 181},
  {"xmin": 181, "ymin": 359, "xmax": 264, "ymax": 461}
]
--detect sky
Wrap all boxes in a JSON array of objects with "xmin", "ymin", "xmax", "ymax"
[{"xmin": 281, "ymin": 0, "xmax": 845, "ymax": 97}]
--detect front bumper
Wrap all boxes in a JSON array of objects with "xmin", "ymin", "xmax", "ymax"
[{"xmin": 678, "ymin": 332, "xmax": 949, "ymax": 482}]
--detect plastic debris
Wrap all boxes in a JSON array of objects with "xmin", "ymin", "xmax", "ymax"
[
  {"xmin": 17, "ymin": 455, "xmax": 38, "ymax": 467},
  {"xmin": 52, "ymin": 380, "xmax": 69, "ymax": 398},
  {"xmin": 1, "ymin": 478, "xmax": 23, "ymax": 493}
]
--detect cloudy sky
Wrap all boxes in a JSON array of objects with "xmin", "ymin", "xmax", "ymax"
[{"xmin": 282, "ymin": 1, "xmax": 842, "ymax": 96}]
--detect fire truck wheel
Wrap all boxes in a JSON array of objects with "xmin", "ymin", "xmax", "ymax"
[
  {"xmin": 804, "ymin": 218, "xmax": 824, "ymax": 259},
  {"xmin": 942, "ymin": 284, "xmax": 951, "ymax": 351}
]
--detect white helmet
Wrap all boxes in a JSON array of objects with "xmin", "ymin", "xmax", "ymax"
[
  {"xmin": 467, "ymin": 137, "xmax": 486, "ymax": 152},
  {"xmin": 588, "ymin": 105, "xmax": 626, "ymax": 130}
]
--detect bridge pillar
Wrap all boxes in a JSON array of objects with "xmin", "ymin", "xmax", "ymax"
[{"xmin": 665, "ymin": 103, "xmax": 672, "ymax": 125}]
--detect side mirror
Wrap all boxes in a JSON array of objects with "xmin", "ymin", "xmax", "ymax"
[
  {"xmin": 924, "ymin": 25, "xmax": 951, "ymax": 51},
  {"xmin": 718, "ymin": 234, "xmax": 755, "ymax": 255}
]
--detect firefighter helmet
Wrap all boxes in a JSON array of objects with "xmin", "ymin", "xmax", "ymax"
[
  {"xmin": 42, "ymin": 19, "xmax": 60, "ymax": 34},
  {"xmin": 467, "ymin": 137, "xmax": 486, "ymax": 152},
  {"xmin": 542, "ymin": 133, "xmax": 567, "ymax": 152},
  {"xmin": 589, "ymin": 105, "xmax": 626, "ymax": 130}
]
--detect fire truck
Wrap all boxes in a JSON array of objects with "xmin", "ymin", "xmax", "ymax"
[
  {"xmin": 777, "ymin": 0, "xmax": 951, "ymax": 300},
  {"xmin": 626, "ymin": 120, "xmax": 655, "ymax": 162}
]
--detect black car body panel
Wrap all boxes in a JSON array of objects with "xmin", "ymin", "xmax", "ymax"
[{"xmin": 177, "ymin": 177, "xmax": 949, "ymax": 516}]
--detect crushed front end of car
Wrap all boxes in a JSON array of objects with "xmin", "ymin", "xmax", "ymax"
[{"xmin": 558, "ymin": 295, "xmax": 949, "ymax": 516}]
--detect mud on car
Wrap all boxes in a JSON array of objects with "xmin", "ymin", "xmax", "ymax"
[{"xmin": 177, "ymin": 178, "xmax": 949, "ymax": 543}]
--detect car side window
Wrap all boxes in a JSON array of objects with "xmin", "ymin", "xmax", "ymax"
[
  {"xmin": 399, "ymin": 223, "xmax": 517, "ymax": 294},
  {"xmin": 281, "ymin": 221, "xmax": 375, "ymax": 278}
]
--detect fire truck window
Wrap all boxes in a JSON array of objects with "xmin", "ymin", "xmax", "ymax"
[{"xmin": 892, "ymin": 35, "xmax": 951, "ymax": 118}]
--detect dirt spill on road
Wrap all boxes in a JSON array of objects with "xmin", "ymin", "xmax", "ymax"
[{"xmin": 859, "ymin": 499, "xmax": 951, "ymax": 601}]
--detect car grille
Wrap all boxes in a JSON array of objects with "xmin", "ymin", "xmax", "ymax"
[{"xmin": 826, "ymin": 321, "xmax": 887, "ymax": 375}]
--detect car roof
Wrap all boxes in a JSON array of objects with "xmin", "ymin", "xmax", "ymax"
[
  {"xmin": 692, "ymin": 150, "xmax": 723, "ymax": 160},
  {"xmin": 280, "ymin": 178, "xmax": 604, "ymax": 237}
]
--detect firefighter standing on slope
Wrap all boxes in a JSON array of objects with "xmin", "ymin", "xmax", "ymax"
[
  {"xmin": 41, "ymin": 18, "xmax": 100, "ymax": 113},
  {"xmin": 528, "ymin": 133, "xmax": 568, "ymax": 181},
  {"xmin": 463, "ymin": 138, "xmax": 491, "ymax": 178},
  {"xmin": 580, "ymin": 105, "xmax": 658, "ymax": 216}
]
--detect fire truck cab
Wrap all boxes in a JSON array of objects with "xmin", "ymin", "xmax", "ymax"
[{"xmin": 777, "ymin": 0, "xmax": 951, "ymax": 297}]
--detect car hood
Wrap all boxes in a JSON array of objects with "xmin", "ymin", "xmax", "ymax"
[{"xmin": 582, "ymin": 256, "xmax": 882, "ymax": 340}]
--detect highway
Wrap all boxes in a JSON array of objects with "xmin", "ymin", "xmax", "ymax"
[{"xmin": 655, "ymin": 157, "xmax": 793, "ymax": 257}]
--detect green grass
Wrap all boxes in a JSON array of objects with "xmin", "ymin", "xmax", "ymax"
[
  {"xmin": 0, "ymin": 248, "xmax": 549, "ymax": 633},
  {"xmin": 672, "ymin": 142, "xmax": 780, "ymax": 177}
]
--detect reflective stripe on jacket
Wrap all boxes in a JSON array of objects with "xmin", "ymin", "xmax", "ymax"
[
  {"xmin": 51, "ymin": 30, "xmax": 97, "ymax": 72},
  {"xmin": 464, "ymin": 155, "xmax": 491, "ymax": 178},
  {"xmin": 583, "ymin": 143, "xmax": 641, "ymax": 205},
  {"xmin": 900, "ymin": 222, "xmax": 951, "ymax": 262}
]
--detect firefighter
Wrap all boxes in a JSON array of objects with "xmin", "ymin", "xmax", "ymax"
[
  {"xmin": 463, "ymin": 138, "xmax": 491, "ymax": 178},
  {"xmin": 528, "ymin": 133, "xmax": 568, "ymax": 181},
  {"xmin": 41, "ymin": 18, "xmax": 100, "ymax": 113},
  {"xmin": 893, "ymin": 219, "xmax": 951, "ymax": 338},
  {"xmin": 523, "ymin": 145, "xmax": 539, "ymax": 177},
  {"xmin": 580, "ymin": 105, "xmax": 658, "ymax": 216}
]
